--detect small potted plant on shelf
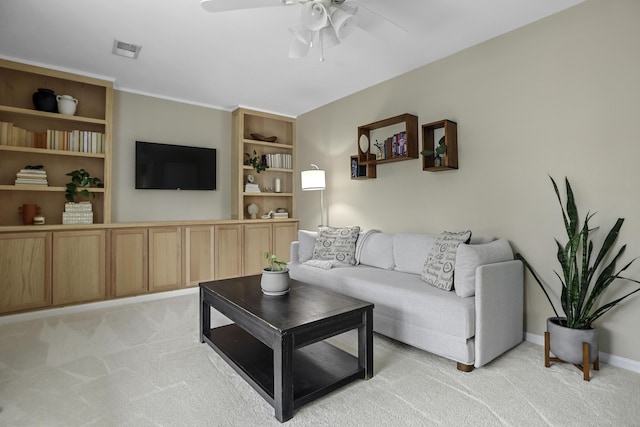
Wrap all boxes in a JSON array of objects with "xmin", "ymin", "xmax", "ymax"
[
  {"xmin": 516, "ymin": 176, "xmax": 640, "ymax": 380},
  {"xmin": 420, "ymin": 136, "xmax": 447, "ymax": 167},
  {"xmin": 65, "ymin": 169, "xmax": 103, "ymax": 203},
  {"xmin": 244, "ymin": 150, "xmax": 269, "ymax": 173},
  {"xmin": 261, "ymin": 251, "xmax": 289, "ymax": 296}
]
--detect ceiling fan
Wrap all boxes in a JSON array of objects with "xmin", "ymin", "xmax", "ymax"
[{"xmin": 200, "ymin": 0, "xmax": 406, "ymax": 61}]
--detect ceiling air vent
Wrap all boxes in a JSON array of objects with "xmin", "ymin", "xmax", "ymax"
[{"xmin": 112, "ymin": 40, "xmax": 141, "ymax": 59}]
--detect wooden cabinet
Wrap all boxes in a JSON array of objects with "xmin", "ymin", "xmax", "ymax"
[
  {"xmin": 422, "ymin": 119, "xmax": 458, "ymax": 171},
  {"xmin": 0, "ymin": 58, "xmax": 113, "ymax": 226},
  {"xmin": 273, "ymin": 222, "xmax": 298, "ymax": 263},
  {"xmin": 214, "ymin": 224, "xmax": 243, "ymax": 279},
  {"xmin": 0, "ymin": 232, "xmax": 51, "ymax": 313},
  {"xmin": 232, "ymin": 108, "xmax": 296, "ymax": 221},
  {"xmin": 184, "ymin": 225, "xmax": 215, "ymax": 287},
  {"xmin": 52, "ymin": 230, "xmax": 106, "ymax": 305},
  {"xmin": 243, "ymin": 221, "xmax": 299, "ymax": 275},
  {"xmin": 243, "ymin": 223, "xmax": 273, "ymax": 276},
  {"xmin": 110, "ymin": 228, "xmax": 148, "ymax": 298},
  {"xmin": 148, "ymin": 227, "xmax": 182, "ymax": 292}
]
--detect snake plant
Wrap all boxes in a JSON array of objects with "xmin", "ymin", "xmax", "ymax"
[{"xmin": 516, "ymin": 176, "xmax": 640, "ymax": 329}]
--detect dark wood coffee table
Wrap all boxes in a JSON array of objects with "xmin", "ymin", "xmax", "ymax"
[{"xmin": 199, "ymin": 275, "xmax": 374, "ymax": 422}]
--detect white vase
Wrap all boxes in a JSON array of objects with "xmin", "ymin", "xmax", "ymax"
[
  {"xmin": 547, "ymin": 317, "xmax": 599, "ymax": 364},
  {"xmin": 261, "ymin": 268, "xmax": 290, "ymax": 296},
  {"xmin": 56, "ymin": 94, "xmax": 78, "ymax": 115}
]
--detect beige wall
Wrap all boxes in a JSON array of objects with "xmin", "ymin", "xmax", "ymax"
[
  {"xmin": 112, "ymin": 91, "xmax": 231, "ymax": 222},
  {"xmin": 296, "ymin": 0, "xmax": 640, "ymax": 362}
]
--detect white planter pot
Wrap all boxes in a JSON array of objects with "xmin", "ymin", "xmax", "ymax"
[
  {"xmin": 547, "ymin": 317, "xmax": 599, "ymax": 364},
  {"xmin": 261, "ymin": 268, "xmax": 290, "ymax": 296}
]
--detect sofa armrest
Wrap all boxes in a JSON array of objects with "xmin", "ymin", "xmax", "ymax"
[
  {"xmin": 474, "ymin": 260, "xmax": 523, "ymax": 367},
  {"xmin": 290, "ymin": 241, "xmax": 300, "ymax": 264}
]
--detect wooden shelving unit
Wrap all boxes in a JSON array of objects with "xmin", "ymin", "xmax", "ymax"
[
  {"xmin": 422, "ymin": 119, "xmax": 458, "ymax": 171},
  {"xmin": 350, "ymin": 155, "xmax": 376, "ymax": 180},
  {"xmin": 353, "ymin": 113, "xmax": 418, "ymax": 179},
  {"xmin": 0, "ymin": 59, "xmax": 113, "ymax": 226},
  {"xmin": 232, "ymin": 108, "xmax": 296, "ymax": 220}
]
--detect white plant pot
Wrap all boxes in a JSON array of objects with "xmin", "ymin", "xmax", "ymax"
[
  {"xmin": 261, "ymin": 268, "xmax": 290, "ymax": 296},
  {"xmin": 547, "ymin": 317, "xmax": 599, "ymax": 364}
]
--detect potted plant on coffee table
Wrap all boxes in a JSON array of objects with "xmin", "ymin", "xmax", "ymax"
[
  {"xmin": 516, "ymin": 176, "xmax": 640, "ymax": 380},
  {"xmin": 261, "ymin": 251, "xmax": 290, "ymax": 296}
]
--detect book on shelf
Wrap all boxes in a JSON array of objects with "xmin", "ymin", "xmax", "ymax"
[
  {"xmin": 264, "ymin": 153, "xmax": 292, "ymax": 169},
  {"xmin": 15, "ymin": 178, "xmax": 48, "ymax": 186},
  {"xmin": 245, "ymin": 183, "xmax": 261, "ymax": 193}
]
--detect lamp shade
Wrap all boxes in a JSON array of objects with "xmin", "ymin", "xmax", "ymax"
[{"xmin": 301, "ymin": 169, "xmax": 325, "ymax": 191}]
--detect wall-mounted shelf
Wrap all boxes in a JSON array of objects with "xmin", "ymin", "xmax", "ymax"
[
  {"xmin": 422, "ymin": 119, "xmax": 458, "ymax": 171},
  {"xmin": 357, "ymin": 113, "xmax": 418, "ymax": 166},
  {"xmin": 350, "ymin": 155, "xmax": 376, "ymax": 180}
]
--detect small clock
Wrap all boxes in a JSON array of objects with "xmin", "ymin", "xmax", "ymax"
[{"xmin": 359, "ymin": 134, "xmax": 369, "ymax": 154}]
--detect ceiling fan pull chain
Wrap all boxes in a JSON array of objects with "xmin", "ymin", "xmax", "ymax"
[{"xmin": 319, "ymin": 29, "xmax": 325, "ymax": 62}]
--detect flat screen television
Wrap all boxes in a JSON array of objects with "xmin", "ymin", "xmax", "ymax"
[{"xmin": 135, "ymin": 141, "xmax": 216, "ymax": 190}]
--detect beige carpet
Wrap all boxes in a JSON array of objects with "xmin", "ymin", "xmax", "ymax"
[{"xmin": 1, "ymin": 292, "xmax": 639, "ymax": 426}]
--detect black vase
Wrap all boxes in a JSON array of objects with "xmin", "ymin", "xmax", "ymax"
[{"xmin": 32, "ymin": 88, "xmax": 58, "ymax": 112}]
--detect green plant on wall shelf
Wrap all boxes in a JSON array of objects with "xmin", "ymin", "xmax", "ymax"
[
  {"xmin": 65, "ymin": 169, "xmax": 104, "ymax": 203},
  {"xmin": 244, "ymin": 150, "xmax": 269, "ymax": 173},
  {"xmin": 420, "ymin": 135, "xmax": 447, "ymax": 158}
]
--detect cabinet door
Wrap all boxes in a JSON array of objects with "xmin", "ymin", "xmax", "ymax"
[
  {"xmin": 273, "ymin": 222, "xmax": 298, "ymax": 263},
  {"xmin": 184, "ymin": 226, "xmax": 215, "ymax": 287},
  {"xmin": 111, "ymin": 228, "xmax": 148, "ymax": 297},
  {"xmin": 214, "ymin": 224, "xmax": 242, "ymax": 279},
  {"xmin": 149, "ymin": 227, "xmax": 182, "ymax": 292},
  {"xmin": 52, "ymin": 230, "xmax": 106, "ymax": 305},
  {"xmin": 0, "ymin": 232, "xmax": 52, "ymax": 314},
  {"xmin": 243, "ymin": 223, "xmax": 272, "ymax": 276}
]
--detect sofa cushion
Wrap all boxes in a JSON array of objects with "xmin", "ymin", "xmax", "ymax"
[
  {"xmin": 312, "ymin": 226, "xmax": 361, "ymax": 266},
  {"xmin": 454, "ymin": 239, "xmax": 514, "ymax": 297},
  {"xmin": 393, "ymin": 233, "xmax": 435, "ymax": 274},
  {"xmin": 298, "ymin": 230, "xmax": 317, "ymax": 262},
  {"xmin": 289, "ymin": 264, "xmax": 475, "ymax": 340},
  {"xmin": 358, "ymin": 232, "xmax": 395, "ymax": 270},
  {"xmin": 421, "ymin": 230, "xmax": 472, "ymax": 291}
]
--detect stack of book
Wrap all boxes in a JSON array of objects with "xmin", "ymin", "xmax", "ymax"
[
  {"xmin": 15, "ymin": 167, "xmax": 48, "ymax": 186},
  {"xmin": 273, "ymin": 211, "xmax": 289, "ymax": 219},
  {"xmin": 245, "ymin": 183, "xmax": 261, "ymax": 193}
]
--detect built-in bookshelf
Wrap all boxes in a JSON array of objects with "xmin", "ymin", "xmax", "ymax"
[
  {"xmin": 0, "ymin": 58, "xmax": 113, "ymax": 227},
  {"xmin": 232, "ymin": 108, "xmax": 296, "ymax": 220}
]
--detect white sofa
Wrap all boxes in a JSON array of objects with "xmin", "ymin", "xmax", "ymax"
[{"xmin": 289, "ymin": 230, "xmax": 524, "ymax": 371}]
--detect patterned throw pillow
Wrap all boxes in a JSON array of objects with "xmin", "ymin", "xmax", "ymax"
[
  {"xmin": 421, "ymin": 230, "xmax": 472, "ymax": 291},
  {"xmin": 312, "ymin": 226, "xmax": 361, "ymax": 266}
]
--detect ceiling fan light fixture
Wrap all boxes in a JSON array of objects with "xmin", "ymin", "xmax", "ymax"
[
  {"xmin": 288, "ymin": 35, "xmax": 311, "ymax": 59},
  {"xmin": 301, "ymin": 2, "xmax": 328, "ymax": 31},
  {"xmin": 329, "ymin": 6, "xmax": 357, "ymax": 40}
]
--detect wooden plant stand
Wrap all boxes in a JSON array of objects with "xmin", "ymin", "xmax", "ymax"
[{"xmin": 544, "ymin": 331, "xmax": 599, "ymax": 381}]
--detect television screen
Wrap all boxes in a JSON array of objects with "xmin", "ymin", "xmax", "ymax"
[{"xmin": 135, "ymin": 141, "xmax": 216, "ymax": 190}]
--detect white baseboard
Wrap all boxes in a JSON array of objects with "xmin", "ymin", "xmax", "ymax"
[
  {"xmin": 525, "ymin": 332, "xmax": 640, "ymax": 374},
  {"xmin": 0, "ymin": 287, "xmax": 200, "ymax": 326}
]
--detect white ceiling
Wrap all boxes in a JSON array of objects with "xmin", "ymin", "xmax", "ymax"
[{"xmin": 0, "ymin": 0, "xmax": 584, "ymax": 117}]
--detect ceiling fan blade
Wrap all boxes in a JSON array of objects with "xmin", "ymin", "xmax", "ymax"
[
  {"xmin": 201, "ymin": 0, "xmax": 288, "ymax": 13},
  {"xmin": 351, "ymin": 1, "xmax": 407, "ymax": 41}
]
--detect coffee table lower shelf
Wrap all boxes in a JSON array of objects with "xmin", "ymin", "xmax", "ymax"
[{"xmin": 203, "ymin": 324, "xmax": 363, "ymax": 409}]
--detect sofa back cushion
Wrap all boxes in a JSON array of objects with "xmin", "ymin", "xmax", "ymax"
[
  {"xmin": 454, "ymin": 239, "xmax": 514, "ymax": 297},
  {"xmin": 393, "ymin": 233, "xmax": 435, "ymax": 274},
  {"xmin": 358, "ymin": 232, "xmax": 395, "ymax": 270}
]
